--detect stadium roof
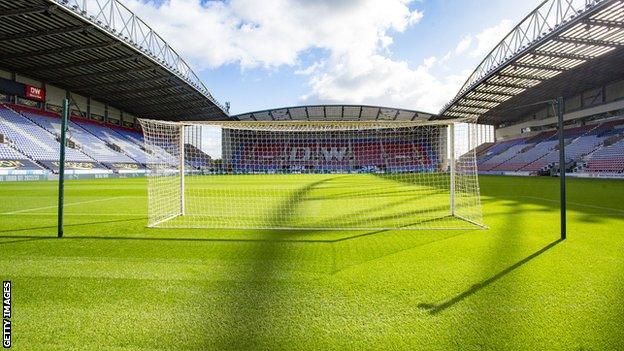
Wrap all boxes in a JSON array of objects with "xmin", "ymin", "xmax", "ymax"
[
  {"xmin": 234, "ymin": 105, "xmax": 435, "ymax": 122},
  {"xmin": 0, "ymin": 0, "xmax": 229, "ymax": 121},
  {"xmin": 441, "ymin": 0, "xmax": 624, "ymax": 125}
]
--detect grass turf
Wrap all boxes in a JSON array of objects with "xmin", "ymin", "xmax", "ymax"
[
  {"xmin": 165, "ymin": 173, "xmax": 477, "ymax": 230},
  {"xmin": 0, "ymin": 175, "xmax": 623, "ymax": 350}
]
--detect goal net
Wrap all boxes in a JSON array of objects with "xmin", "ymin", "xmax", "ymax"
[{"xmin": 139, "ymin": 119, "xmax": 484, "ymax": 230}]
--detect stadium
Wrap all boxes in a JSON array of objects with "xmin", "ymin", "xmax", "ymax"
[{"xmin": 0, "ymin": 0, "xmax": 623, "ymax": 350}]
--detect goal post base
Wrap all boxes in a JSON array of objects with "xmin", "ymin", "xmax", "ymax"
[
  {"xmin": 146, "ymin": 214, "xmax": 487, "ymax": 231},
  {"xmin": 147, "ymin": 213, "xmax": 184, "ymax": 228},
  {"xmin": 452, "ymin": 214, "xmax": 489, "ymax": 230}
]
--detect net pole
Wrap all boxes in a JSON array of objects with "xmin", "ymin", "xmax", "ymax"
[
  {"xmin": 180, "ymin": 123, "xmax": 186, "ymax": 216},
  {"xmin": 57, "ymin": 98, "xmax": 69, "ymax": 238},
  {"xmin": 557, "ymin": 97, "xmax": 566, "ymax": 240},
  {"xmin": 449, "ymin": 123, "xmax": 456, "ymax": 217}
]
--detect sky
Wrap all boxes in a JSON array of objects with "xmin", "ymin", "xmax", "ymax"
[{"xmin": 123, "ymin": 0, "xmax": 543, "ymax": 116}]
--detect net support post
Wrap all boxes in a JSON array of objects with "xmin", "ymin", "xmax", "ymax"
[
  {"xmin": 556, "ymin": 97, "xmax": 566, "ymax": 240},
  {"xmin": 179, "ymin": 123, "xmax": 186, "ymax": 216},
  {"xmin": 449, "ymin": 123, "xmax": 456, "ymax": 217},
  {"xmin": 57, "ymin": 98, "xmax": 69, "ymax": 238}
]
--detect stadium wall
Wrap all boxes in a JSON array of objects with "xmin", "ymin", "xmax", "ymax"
[
  {"xmin": 497, "ymin": 99, "xmax": 624, "ymax": 140},
  {"xmin": 46, "ymin": 85, "xmax": 66, "ymax": 109},
  {"xmin": 497, "ymin": 78, "xmax": 624, "ymax": 140}
]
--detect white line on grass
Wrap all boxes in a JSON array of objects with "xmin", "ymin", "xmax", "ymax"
[
  {"xmin": 518, "ymin": 196, "xmax": 624, "ymax": 214},
  {"xmin": 2, "ymin": 213, "xmax": 145, "ymax": 217},
  {"xmin": 1, "ymin": 196, "xmax": 131, "ymax": 215}
]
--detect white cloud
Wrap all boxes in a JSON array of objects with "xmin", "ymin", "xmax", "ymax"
[
  {"xmin": 124, "ymin": 0, "xmax": 422, "ymax": 69},
  {"xmin": 123, "ymin": 1, "xmax": 513, "ymax": 113},
  {"xmin": 303, "ymin": 54, "xmax": 470, "ymax": 113},
  {"xmin": 469, "ymin": 19, "xmax": 514, "ymax": 58},
  {"xmin": 455, "ymin": 36, "xmax": 472, "ymax": 54},
  {"xmin": 200, "ymin": 126, "xmax": 222, "ymax": 158}
]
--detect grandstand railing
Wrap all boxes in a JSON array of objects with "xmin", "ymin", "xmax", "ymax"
[
  {"xmin": 442, "ymin": 0, "xmax": 606, "ymax": 114},
  {"xmin": 52, "ymin": 0, "xmax": 228, "ymax": 114}
]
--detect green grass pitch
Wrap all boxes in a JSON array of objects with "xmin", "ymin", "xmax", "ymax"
[
  {"xmin": 0, "ymin": 175, "xmax": 623, "ymax": 350},
  {"xmin": 166, "ymin": 173, "xmax": 478, "ymax": 230}
]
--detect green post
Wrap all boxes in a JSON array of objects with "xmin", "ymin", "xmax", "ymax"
[
  {"xmin": 557, "ymin": 96, "xmax": 566, "ymax": 240},
  {"xmin": 58, "ymin": 99, "xmax": 69, "ymax": 238}
]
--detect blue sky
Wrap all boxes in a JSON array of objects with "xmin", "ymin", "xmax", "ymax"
[{"xmin": 125, "ymin": 0, "xmax": 542, "ymax": 115}]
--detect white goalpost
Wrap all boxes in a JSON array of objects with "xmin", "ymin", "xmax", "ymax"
[{"xmin": 139, "ymin": 119, "xmax": 484, "ymax": 230}]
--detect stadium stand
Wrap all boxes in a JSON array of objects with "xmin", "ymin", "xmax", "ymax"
[
  {"xmin": 17, "ymin": 109, "xmax": 138, "ymax": 164},
  {"xmin": 74, "ymin": 121, "xmax": 150, "ymax": 165},
  {"xmin": 521, "ymin": 125, "xmax": 602, "ymax": 172},
  {"xmin": 0, "ymin": 105, "xmax": 94, "ymax": 164},
  {"xmin": 228, "ymin": 137, "xmax": 437, "ymax": 173},
  {"xmin": 185, "ymin": 144, "xmax": 212, "ymax": 169},
  {"xmin": 478, "ymin": 139, "xmax": 527, "ymax": 171},
  {"xmin": 478, "ymin": 117, "xmax": 624, "ymax": 175},
  {"xmin": 0, "ymin": 143, "xmax": 26, "ymax": 160},
  {"xmin": 585, "ymin": 140, "xmax": 624, "ymax": 173},
  {"xmin": 0, "ymin": 104, "xmax": 156, "ymax": 172},
  {"xmin": 492, "ymin": 132, "xmax": 559, "ymax": 172}
]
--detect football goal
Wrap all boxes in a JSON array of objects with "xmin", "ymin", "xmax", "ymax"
[{"xmin": 139, "ymin": 119, "xmax": 484, "ymax": 230}]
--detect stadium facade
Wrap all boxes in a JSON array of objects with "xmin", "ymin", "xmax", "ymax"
[{"xmin": 0, "ymin": 0, "xmax": 623, "ymax": 180}]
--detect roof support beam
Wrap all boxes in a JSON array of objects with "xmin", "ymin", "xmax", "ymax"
[
  {"xmin": 473, "ymin": 89, "xmax": 516, "ymax": 98},
  {"xmin": 483, "ymin": 81, "xmax": 532, "ymax": 90},
  {"xmin": 113, "ymin": 90, "xmax": 194, "ymax": 104},
  {"xmin": 456, "ymin": 101, "xmax": 499, "ymax": 109},
  {"xmin": 145, "ymin": 103, "xmax": 222, "ymax": 115},
  {"xmin": 97, "ymin": 84, "xmax": 183, "ymax": 99},
  {"xmin": 532, "ymin": 50, "xmax": 593, "ymax": 61},
  {"xmin": 461, "ymin": 97, "xmax": 509, "ymax": 105},
  {"xmin": 587, "ymin": 19, "xmax": 624, "ymax": 29},
  {"xmin": 554, "ymin": 36, "xmax": 621, "ymax": 47},
  {"xmin": 0, "ymin": 41, "xmax": 120, "ymax": 61},
  {"xmin": 449, "ymin": 105, "xmax": 491, "ymax": 115},
  {"xmin": 0, "ymin": 5, "xmax": 52, "ymax": 18},
  {"xmin": 72, "ymin": 73, "xmax": 167, "ymax": 90},
  {"xmin": 512, "ymin": 62, "xmax": 568, "ymax": 72},
  {"xmin": 444, "ymin": 111, "xmax": 479, "ymax": 119},
  {"xmin": 134, "ymin": 101, "xmax": 211, "ymax": 114},
  {"xmin": 122, "ymin": 93, "xmax": 200, "ymax": 109},
  {"xmin": 497, "ymin": 72, "xmax": 546, "ymax": 82},
  {"xmin": 53, "ymin": 66, "xmax": 158, "ymax": 81},
  {"xmin": 26, "ymin": 54, "xmax": 141, "ymax": 72},
  {"xmin": 0, "ymin": 25, "xmax": 90, "ymax": 42}
]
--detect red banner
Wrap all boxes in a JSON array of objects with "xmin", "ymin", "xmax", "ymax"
[{"xmin": 24, "ymin": 85, "xmax": 45, "ymax": 101}]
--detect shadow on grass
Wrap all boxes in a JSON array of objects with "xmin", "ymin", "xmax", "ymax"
[
  {"xmin": 215, "ymin": 176, "xmax": 343, "ymax": 349},
  {"xmin": 329, "ymin": 228, "xmax": 475, "ymax": 274},
  {"xmin": 0, "ymin": 219, "xmax": 453, "ymax": 244},
  {"xmin": 479, "ymin": 175, "xmax": 624, "ymax": 224},
  {"xmin": 0, "ymin": 214, "xmax": 471, "ymax": 244},
  {"xmin": 0, "ymin": 217, "xmax": 147, "ymax": 234},
  {"xmin": 418, "ymin": 238, "xmax": 563, "ymax": 315},
  {"xmin": 0, "ymin": 237, "xmax": 50, "ymax": 245},
  {"xmin": 0, "ymin": 231, "xmax": 390, "ymax": 244}
]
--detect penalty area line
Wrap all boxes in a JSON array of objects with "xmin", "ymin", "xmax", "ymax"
[
  {"xmin": 0, "ymin": 196, "xmax": 131, "ymax": 215},
  {"xmin": 1, "ymin": 213, "xmax": 145, "ymax": 217}
]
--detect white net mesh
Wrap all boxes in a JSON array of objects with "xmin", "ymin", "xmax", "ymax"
[{"xmin": 140, "ymin": 120, "xmax": 484, "ymax": 230}]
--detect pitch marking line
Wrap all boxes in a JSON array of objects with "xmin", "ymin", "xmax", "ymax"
[
  {"xmin": 518, "ymin": 196, "xmax": 624, "ymax": 214},
  {"xmin": 1, "ymin": 196, "xmax": 130, "ymax": 215},
  {"xmin": 3, "ymin": 213, "xmax": 145, "ymax": 217}
]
